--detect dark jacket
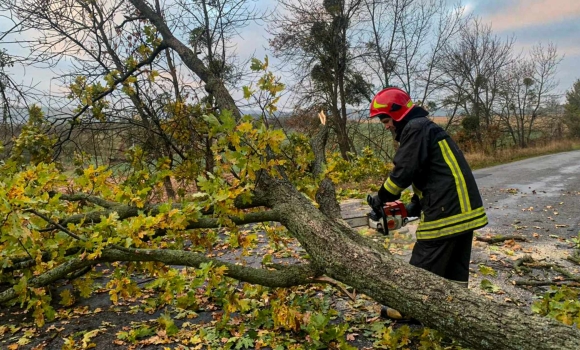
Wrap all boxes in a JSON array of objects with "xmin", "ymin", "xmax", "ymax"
[{"xmin": 378, "ymin": 107, "xmax": 487, "ymax": 240}]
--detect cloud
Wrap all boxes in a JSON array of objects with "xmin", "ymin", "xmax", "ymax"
[
  {"xmin": 462, "ymin": 2, "xmax": 475, "ymax": 16},
  {"xmin": 484, "ymin": 0, "xmax": 580, "ymax": 31}
]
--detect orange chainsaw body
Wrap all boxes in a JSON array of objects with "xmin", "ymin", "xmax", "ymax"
[{"xmin": 368, "ymin": 200, "xmax": 409, "ymax": 233}]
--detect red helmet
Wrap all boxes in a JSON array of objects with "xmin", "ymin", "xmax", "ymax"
[{"xmin": 369, "ymin": 87, "xmax": 414, "ymax": 121}]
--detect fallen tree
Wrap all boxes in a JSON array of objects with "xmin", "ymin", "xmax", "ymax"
[
  {"xmin": 2, "ymin": 113, "xmax": 580, "ymax": 349},
  {"xmin": 3, "ymin": 165, "xmax": 580, "ymax": 349}
]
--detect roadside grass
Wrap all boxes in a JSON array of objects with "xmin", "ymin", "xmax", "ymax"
[{"xmin": 465, "ymin": 139, "xmax": 580, "ymax": 170}]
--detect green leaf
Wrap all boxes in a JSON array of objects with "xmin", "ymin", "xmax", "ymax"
[
  {"xmin": 243, "ymin": 86, "xmax": 253, "ymax": 100},
  {"xmin": 158, "ymin": 313, "xmax": 179, "ymax": 336},
  {"xmin": 250, "ymin": 58, "xmax": 263, "ymax": 71},
  {"xmin": 202, "ymin": 114, "xmax": 221, "ymax": 128},
  {"xmin": 235, "ymin": 336, "xmax": 254, "ymax": 349},
  {"xmin": 480, "ymin": 279, "xmax": 501, "ymax": 293},
  {"xmin": 478, "ymin": 264, "xmax": 497, "ymax": 277}
]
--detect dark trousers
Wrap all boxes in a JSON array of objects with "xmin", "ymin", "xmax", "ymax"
[{"xmin": 409, "ymin": 231, "xmax": 473, "ymax": 284}]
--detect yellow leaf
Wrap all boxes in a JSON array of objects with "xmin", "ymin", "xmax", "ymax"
[
  {"xmin": 17, "ymin": 336, "xmax": 31, "ymax": 345},
  {"xmin": 236, "ymin": 122, "xmax": 253, "ymax": 133}
]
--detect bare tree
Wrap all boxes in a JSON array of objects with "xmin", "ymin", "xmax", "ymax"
[
  {"xmin": 434, "ymin": 18, "xmax": 514, "ymax": 151},
  {"xmin": 361, "ymin": 0, "xmax": 465, "ymax": 106},
  {"xmin": 526, "ymin": 43, "xmax": 561, "ymax": 142},
  {"xmin": 498, "ymin": 43, "xmax": 561, "ymax": 148}
]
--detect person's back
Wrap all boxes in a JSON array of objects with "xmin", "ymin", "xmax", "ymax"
[{"xmin": 391, "ymin": 116, "xmax": 487, "ymax": 241}]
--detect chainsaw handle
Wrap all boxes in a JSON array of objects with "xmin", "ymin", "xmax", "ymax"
[{"xmin": 368, "ymin": 195, "xmax": 391, "ymax": 236}]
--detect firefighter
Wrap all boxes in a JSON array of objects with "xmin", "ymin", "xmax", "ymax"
[{"xmin": 368, "ymin": 87, "xmax": 488, "ymax": 321}]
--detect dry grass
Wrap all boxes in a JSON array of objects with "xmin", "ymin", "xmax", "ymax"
[{"xmin": 465, "ymin": 139, "xmax": 580, "ymax": 170}]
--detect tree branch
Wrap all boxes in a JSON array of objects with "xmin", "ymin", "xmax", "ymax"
[
  {"xmin": 56, "ymin": 199, "xmax": 279, "ymax": 229},
  {"xmin": 476, "ymin": 235, "xmax": 529, "ymax": 244},
  {"xmin": 0, "ymin": 247, "xmax": 321, "ymax": 304},
  {"xmin": 0, "ymin": 256, "xmax": 93, "ymax": 304},
  {"xmin": 128, "ymin": 0, "xmax": 241, "ymax": 119},
  {"xmin": 25, "ymin": 209, "xmax": 85, "ymax": 241},
  {"xmin": 58, "ymin": 193, "xmax": 118, "ymax": 209}
]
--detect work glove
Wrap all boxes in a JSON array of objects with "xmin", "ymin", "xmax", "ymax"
[
  {"xmin": 367, "ymin": 194, "xmax": 384, "ymax": 221},
  {"xmin": 405, "ymin": 194, "xmax": 422, "ymax": 217},
  {"xmin": 405, "ymin": 202, "xmax": 421, "ymax": 217}
]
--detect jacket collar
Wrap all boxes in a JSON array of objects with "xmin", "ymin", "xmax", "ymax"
[{"xmin": 393, "ymin": 106, "xmax": 430, "ymax": 141}]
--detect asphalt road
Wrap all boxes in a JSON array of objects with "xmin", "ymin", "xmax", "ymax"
[{"xmin": 474, "ymin": 150, "xmax": 580, "ymax": 239}]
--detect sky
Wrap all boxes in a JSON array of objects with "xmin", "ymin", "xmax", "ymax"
[
  {"xmin": 1, "ymin": 0, "xmax": 579, "ymax": 105},
  {"xmin": 465, "ymin": 0, "xmax": 580, "ymax": 96},
  {"xmin": 235, "ymin": 0, "xmax": 580, "ymax": 107}
]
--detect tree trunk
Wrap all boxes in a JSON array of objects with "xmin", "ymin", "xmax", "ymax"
[
  {"xmin": 256, "ymin": 175, "xmax": 580, "ymax": 350},
  {"xmin": 330, "ymin": 103, "xmax": 351, "ymax": 160}
]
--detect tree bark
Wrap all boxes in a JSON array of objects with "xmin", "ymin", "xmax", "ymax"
[{"xmin": 254, "ymin": 174, "xmax": 580, "ymax": 350}]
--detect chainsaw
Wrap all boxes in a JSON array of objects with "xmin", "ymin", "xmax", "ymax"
[{"xmin": 366, "ymin": 196, "xmax": 410, "ymax": 235}]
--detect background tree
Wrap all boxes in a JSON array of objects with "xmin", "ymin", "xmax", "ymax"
[
  {"xmin": 434, "ymin": 19, "xmax": 514, "ymax": 152},
  {"xmin": 269, "ymin": 0, "xmax": 371, "ymax": 160},
  {"xmin": 498, "ymin": 43, "xmax": 561, "ymax": 148},
  {"xmin": 563, "ymin": 79, "xmax": 580, "ymax": 137},
  {"xmin": 361, "ymin": 0, "xmax": 465, "ymax": 106}
]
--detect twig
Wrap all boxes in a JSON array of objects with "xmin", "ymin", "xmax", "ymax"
[
  {"xmin": 17, "ymin": 239, "xmax": 33, "ymax": 259},
  {"xmin": 514, "ymin": 279, "xmax": 578, "ymax": 287},
  {"xmin": 25, "ymin": 209, "xmax": 85, "ymax": 241},
  {"xmin": 549, "ymin": 265, "xmax": 580, "ymax": 282},
  {"xmin": 476, "ymin": 235, "xmax": 529, "ymax": 244},
  {"xmin": 312, "ymin": 276, "xmax": 356, "ymax": 302},
  {"xmin": 66, "ymin": 266, "xmax": 92, "ymax": 280},
  {"xmin": 567, "ymin": 253, "xmax": 580, "ymax": 266},
  {"xmin": 513, "ymin": 255, "xmax": 534, "ymax": 273}
]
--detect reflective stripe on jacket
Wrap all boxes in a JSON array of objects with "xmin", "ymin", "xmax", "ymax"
[{"xmin": 378, "ymin": 116, "xmax": 487, "ymax": 240}]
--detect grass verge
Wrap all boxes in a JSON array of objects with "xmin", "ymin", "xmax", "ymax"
[{"xmin": 466, "ymin": 139, "xmax": 580, "ymax": 170}]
